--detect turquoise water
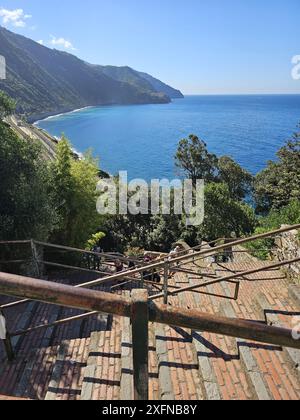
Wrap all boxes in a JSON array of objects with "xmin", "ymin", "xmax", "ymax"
[{"xmin": 37, "ymin": 95, "xmax": 300, "ymax": 180}]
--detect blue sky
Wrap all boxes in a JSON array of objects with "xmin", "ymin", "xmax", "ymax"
[{"xmin": 1, "ymin": 0, "xmax": 300, "ymax": 94}]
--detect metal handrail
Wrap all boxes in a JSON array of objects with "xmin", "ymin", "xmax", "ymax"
[
  {"xmin": 0, "ymin": 241, "xmax": 31, "ymax": 245},
  {"xmin": 1, "ymin": 224, "xmax": 299, "ymax": 311},
  {"xmin": 10, "ymin": 310, "xmax": 99, "ymax": 338},
  {"xmin": 149, "ymin": 256, "xmax": 300, "ymax": 301},
  {"xmin": 1, "ymin": 270, "xmax": 299, "ymax": 400},
  {"xmin": 0, "ymin": 239, "xmax": 140, "ymax": 270},
  {"xmin": 0, "ymin": 271, "xmax": 299, "ymax": 351},
  {"xmin": 54, "ymin": 224, "xmax": 300, "ymax": 291},
  {"xmin": 0, "ymin": 226, "xmax": 299, "ymax": 400},
  {"xmin": 34, "ymin": 240, "xmax": 139, "ymax": 265},
  {"xmin": 1, "ymin": 257, "xmax": 299, "ymax": 341}
]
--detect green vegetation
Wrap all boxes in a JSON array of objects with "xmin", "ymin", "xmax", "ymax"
[
  {"xmin": 50, "ymin": 141, "xmax": 104, "ymax": 248},
  {"xmin": 218, "ymin": 156, "xmax": 253, "ymax": 201},
  {"xmin": 0, "ymin": 91, "xmax": 16, "ymax": 119},
  {"xmin": 86, "ymin": 232, "xmax": 106, "ymax": 250},
  {"xmin": 0, "ymin": 93, "xmax": 57, "ymax": 241},
  {"xmin": 98, "ymin": 137, "xmax": 256, "ymax": 252},
  {"xmin": 254, "ymin": 129, "xmax": 300, "ymax": 213},
  {"xmin": 175, "ymin": 135, "xmax": 219, "ymax": 184},
  {"xmin": 175, "ymin": 135, "xmax": 253, "ymax": 200},
  {"xmin": 245, "ymin": 128, "xmax": 300, "ymax": 259},
  {"xmin": 174, "ymin": 135, "xmax": 256, "ymax": 241},
  {"xmin": 100, "ymin": 212, "xmax": 183, "ymax": 254},
  {"xmin": 198, "ymin": 183, "xmax": 256, "ymax": 240},
  {"xmin": 0, "ymin": 91, "xmax": 103, "ymax": 249},
  {"xmin": 245, "ymin": 200, "xmax": 300, "ymax": 259},
  {"xmin": 175, "ymin": 131, "xmax": 299, "ymax": 259}
]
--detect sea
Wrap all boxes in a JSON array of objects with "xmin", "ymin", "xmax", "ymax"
[{"xmin": 36, "ymin": 95, "xmax": 300, "ymax": 181}]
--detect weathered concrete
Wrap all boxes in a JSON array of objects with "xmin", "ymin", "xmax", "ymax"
[
  {"xmin": 221, "ymin": 300, "xmax": 272, "ymax": 400},
  {"xmin": 120, "ymin": 317, "xmax": 133, "ymax": 400},
  {"xmin": 155, "ymin": 323, "xmax": 175, "ymax": 400},
  {"xmin": 45, "ymin": 341, "xmax": 69, "ymax": 400}
]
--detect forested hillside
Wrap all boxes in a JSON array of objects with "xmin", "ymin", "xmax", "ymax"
[{"xmin": 0, "ymin": 27, "xmax": 183, "ymax": 121}]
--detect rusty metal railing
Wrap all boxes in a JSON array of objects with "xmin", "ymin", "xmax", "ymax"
[
  {"xmin": 0, "ymin": 225, "xmax": 299, "ymax": 400},
  {"xmin": 0, "ymin": 239, "xmax": 140, "ymax": 273},
  {"xmin": 1, "ymin": 224, "xmax": 300, "ymax": 311},
  {"xmin": 0, "ymin": 271, "xmax": 300, "ymax": 400},
  {"xmin": 38, "ymin": 223, "xmax": 298, "ymax": 305},
  {"xmin": 0, "ymin": 224, "xmax": 298, "ymax": 366},
  {"xmin": 149, "ymin": 256, "xmax": 300, "ymax": 301},
  {"xmin": 0, "ymin": 239, "xmax": 138, "ymax": 310}
]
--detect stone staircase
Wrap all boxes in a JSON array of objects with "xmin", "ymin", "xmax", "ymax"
[{"xmin": 0, "ymin": 252, "xmax": 300, "ymax": 400}]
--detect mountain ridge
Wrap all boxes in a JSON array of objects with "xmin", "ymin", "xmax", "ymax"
[
  {"xmin": 0, "ymin": 26, "xmax": 183, "ymax": 122},
  {"xmin": 98, "ymin": 65, "xmax": 184, "ymax": 99}
]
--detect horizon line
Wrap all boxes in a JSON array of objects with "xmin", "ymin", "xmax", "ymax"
[{"xmin": 182, "ymin": 92, "xmax": 300, "ymax": 96}]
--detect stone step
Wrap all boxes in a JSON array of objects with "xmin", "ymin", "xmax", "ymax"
[
  {"xmin": 190, "ymin": 278, "xmax": 221, "ymax": 400},
  {"xmin": 212, "ymin": 258, "xmax": 300, "ymax": 400},
  {"xmin": 120, "ymin": 317, "xmax": 160, "ymax": 401},
  {"xmin": 221, "ymin": 300, "xmax": 272, "ymax": 400},
  {"xmin": 289, "ymin": 285, "xmax": 300, "ymax": 306},
  {"xmin": 45, "ymin": 335, "xmax": 102, "ymax": 400},
  {"xmin": 192, "ymin": 331, "xmax": 221, "ymax": 400},
  {"xmin": 155, "ymin": 322, "xmax": 175, "ymax": 400},
  {"xmin": 186, "ymin": 271, "xmax": 255, "ymax": 400},
  {"xmin": 80, "ymin": 331, "xmax": 103, "ymax": 400},
  {"xmin": 120, "ymin": 317, "xmax": 133, "ymax": 400},
  {"xmin": 155, "ymin": 274, "xmax": 208, "ymax": 400},
  {"xmin": 0, "ymin": 300, "xmax": 63, "ymax": 399},
  {"xmin": 10, "ymin": 301, "xmax": 39, "ymax": 352},
  {"xmin": 45, "ymin": 341, "xmax": 69, "ymax": 400},
  {"xmin": 15, "ymin": 304, "xmax": 62, "ymax": 398},
  {"xmin": 1, "ymin": 250, "xmax": 299, "ymax": 401},
  {"xmin": 80, "ymin": 315, "xmax": 121, "ymax": 401},
  {"xmin": 46, "ymin": 311, "xmax": 108, "ymax": 401},
  {"xmin": 255, "ymin": 292, "xmax": 300, "ymax": 377}
]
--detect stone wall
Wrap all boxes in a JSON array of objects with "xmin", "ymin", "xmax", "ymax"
[{"xmin": 273, "ymin": 225, "xmax": 300, "ymax": 281}]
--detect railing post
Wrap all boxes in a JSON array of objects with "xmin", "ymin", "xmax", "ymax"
[
  {"xmin": 163, "ymin": 262, "xmax": 169, "ymax": 305},
  {"xmin": 141, "ymin": 271, "xmax": 145, "ymax": 289},
  {"xmin": 31, "ymin": 240, "xmax": 41, "ymax": 278},
  {"xmin": 0, "ymin": 311, "xmax": 14, "ymax": 361},
  {"xmin": 131, "ymin": 289, "xmax": 149, "ymax": 401},
  {"xmin": 4, "ymin": 332, "xmax": 14, "ymax": 362}
]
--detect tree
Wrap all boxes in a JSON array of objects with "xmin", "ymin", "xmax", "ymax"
[
  {"xmin": 254, "ymin": 128, "xmax": 300, "ymax": 213},
  {"xmin": 50, "ymin": 136, "xmax": 74, "ymax": 244},
  {"xmin": 69, "ymin": 151, "xmax": 104, "ymax": 247},
  {"xmin": 86, "ymin": 232, "xmax": 106, "ymax": 250},
  {"xmin": 255, "ymin": 199, "xmax": 300, "ymax": 233},
  {"xmin": 198, "ymin": 183, "xmax": 257, "ymax": 241},
  {"xmin": 218, "ymin": 156, "xmax": 253, "ymax": 201},
  {"xmin": 97, "ymin": 180, "xmax": 184, "ymax": 253},
  {"xmin": 175, "ymin": 135, "xmax": 253, "ymax": 202},
  {"xmin": 148, "ymin": 214, "xmax": 182, "ymax": 251},
  {"xmin": 245, "ymin": 200, "xmax": 300, "ymax": 260},
  {"xmin": 0, "ymin": 90, "xmax": 16, "ymax": 119},
  {"xmin": 0, "ymin": 122, "xmax": 57, "ymax": 241},
  {"xmin": 99, "ymin": 213, "xmax": 153, "ymax": 253},
  {"xmin": 50, "ymin": 139, "xmax": 103, "ymax": 248},
  {"xmin": 175, "ymin": 135, "xmax": 218, "ymax": 185}
]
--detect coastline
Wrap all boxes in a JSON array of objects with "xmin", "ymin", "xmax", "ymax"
[
  {"xmin": 29, "ymin": 96, "xmax": 183, "ymax": 125},
  {"xmin": 32, "ymin": 106, "xmax": 94, "ymax": 125}
]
